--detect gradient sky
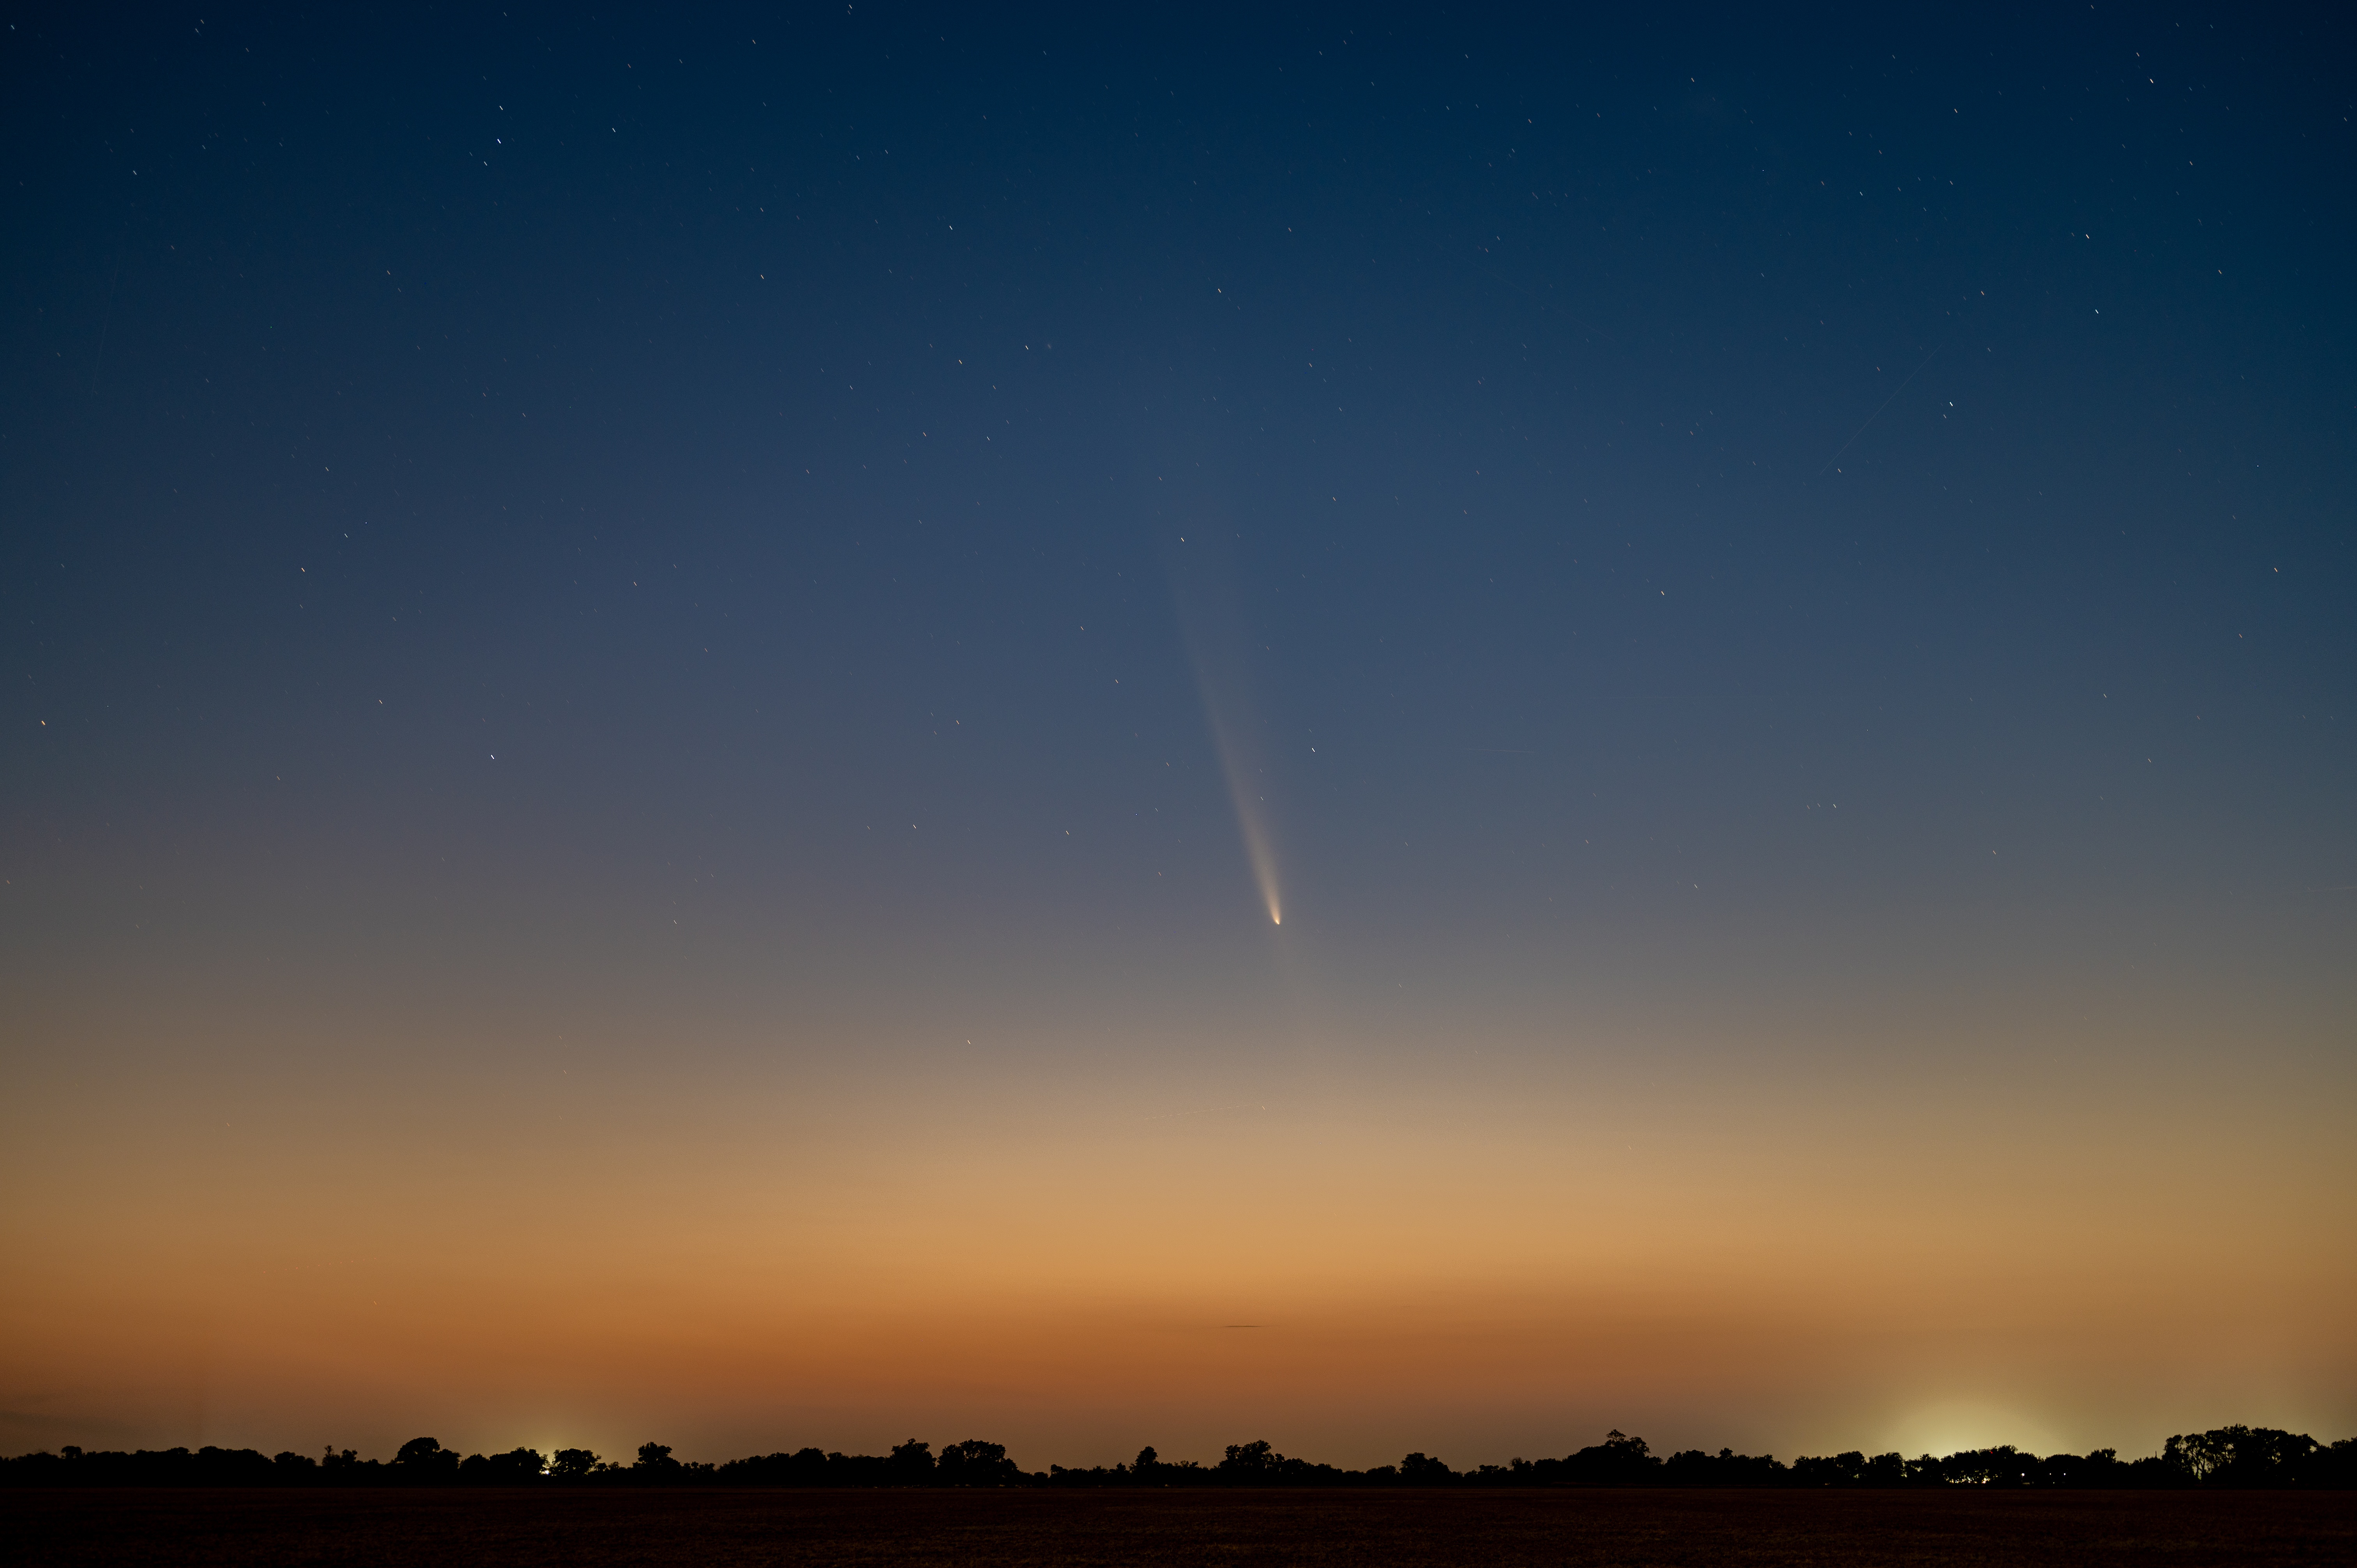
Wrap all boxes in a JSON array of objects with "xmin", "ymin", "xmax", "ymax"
[{"xmin": 4, "ymin": 5, "xmax": 2352, "ymax": 1470}]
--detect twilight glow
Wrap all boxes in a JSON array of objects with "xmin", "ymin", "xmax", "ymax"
[{"xmin": 2, "ymin": 7, "xmax": 2351, "ymax": 1471}]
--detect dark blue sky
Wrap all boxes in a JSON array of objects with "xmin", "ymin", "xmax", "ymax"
[
  {"xmin": 12, "ymin": 7, "xmax": 2349, "ymax": 944},
  {"xmin": 4, "ymin": 4, "xmax": 2353, "ymax": 1463}
]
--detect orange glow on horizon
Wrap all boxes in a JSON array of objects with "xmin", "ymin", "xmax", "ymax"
[{"xmin": 4, "ymin": 975, "xmax": 2351, "ymax": 1464}]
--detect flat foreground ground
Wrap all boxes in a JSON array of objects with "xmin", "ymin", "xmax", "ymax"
[{"xmin": 6, "ymin": 1488, "xmax": 2352, "ymax": 1566}]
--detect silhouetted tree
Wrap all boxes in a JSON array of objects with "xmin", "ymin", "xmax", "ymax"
[
  {"xmin": 887, "ymin": 1439, "xmax": 934, "ymax": 1485},
  {"xmin": 2311, "ymin": 1438, "xmax": 2357, "ymax": 1489},
  {"xmin": 8, "ymin": 1421, "xmax": 2355, "ymax": 1491},
  {"xmin": 1560, "ymin": 1430, "xmax": 1660, "ymax": 1485},
  {"xmin": 457, "ymin": 1447, "xmax": 546, "ymax": 1485},
  {"xmin": 390, "ymin": 1437, "xmax": 459, "ymax": 1482},
  {"xmin": 936, "ymin": 1439, "xmax": 1022, "ymax": 1486},
  {"xmin": 1936, "ymin": 1445, "xmax": 2043, "ymax": 1487},
  {"xmin": 1661, "ymin": 1447, "xmax": 1785, "ymax": 1486},
  {"xmin": 319, "ymin": 1446, "xmax": 373, "ymax": 1480},
  {"xmin": 548, "ymin": 1448, "xmax": 601, "ymax": 1480},
  {"xmin": 1217, "ymin": 1440, "xmax": 1281, "ymax": 1484},
  {"xmin": 1398, "ymin": 1451, "xmax": 1454, "ymax": 1486},
  {"xmin": 2165, "ymin": 1426, "xmax": 2320, "ymax": 1487}
]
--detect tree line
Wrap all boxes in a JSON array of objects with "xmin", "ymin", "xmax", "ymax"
[{"xmin": 5, "ymin": 1425, "xmax": 2351, "ymax": 1489}]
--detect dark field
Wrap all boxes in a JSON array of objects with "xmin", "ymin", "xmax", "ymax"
[{"xmin": 7, "ymin": 1490, "xmax": 2355, "ymax": 1567}]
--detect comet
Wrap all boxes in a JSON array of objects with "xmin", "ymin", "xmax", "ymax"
[
  {"xmin": 1198, "ymin": 660, "xmax": 1283, "ymax": 926},
  {"xmin": 1165, "ymin": 527, "xmax": 1284, "ymax": 926}
]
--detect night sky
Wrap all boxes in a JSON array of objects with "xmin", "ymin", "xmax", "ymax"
[{"xmin": 5, "ymin": 6, "xmax": 2352, "ymax": 1467}]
